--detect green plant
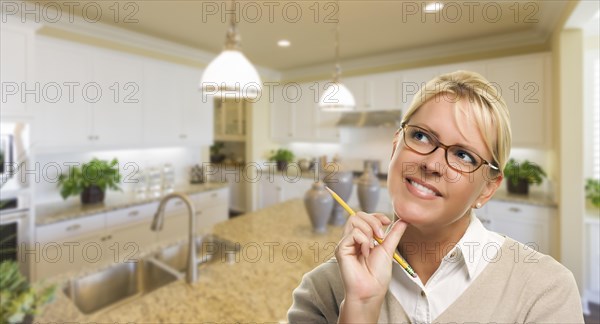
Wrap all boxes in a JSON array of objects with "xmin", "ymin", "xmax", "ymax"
[
  {"xmin": 268, "ymin": 148, "xmax": 295, "ymax": 163},
  {"xmin": 586, "ymin": 178, "xmax": 600, "ymax": 208},
  {"xmin": 0, "ymin": 260, "xmax": 55, "ymax": 323},
  {"xmin": 210, "ymin": 142, "xmax": 225, "ymax": 156},
  {"xmin": 504, "ymin": 159, "xmax": 547, "ymax": 186},
  {"xmin": 57, "ymin": 158, "xmax": 121, "ymax": 199}
]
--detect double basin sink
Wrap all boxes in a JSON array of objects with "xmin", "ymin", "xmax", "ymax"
[{"xmin": 64, "ymin": 235, "xmax": 239, "ymax": 314}]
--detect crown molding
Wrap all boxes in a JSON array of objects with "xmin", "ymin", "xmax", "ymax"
[
  {"xmin": 2, "ymin": 1, "xmax": 281, "ymax": 80},
  {"xmin": 281, "ymin": 29, "xmax": 548, "ymax": 82}
]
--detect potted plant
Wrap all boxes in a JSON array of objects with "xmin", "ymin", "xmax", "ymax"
[
  {"xmin": 585, "ymin": 178, "xmax": 600, "ymax": 209},
  {"xmin": 210, "ymin": 142, "xmax": 226, "ymax": 163},
  {"xmin": 0, "ymin": 260, "xmax": 55, "ymax": 323},
  {"xmin": 268, "ymin": 148, "xmax": 295, "ymax": 171},
  {"xmin": 503, "ymin": 159, "xmax": 547, "ymax": 195},
  {"xmin": 57, "ymin": 158, "xmax": 121, "ymax": 204}
]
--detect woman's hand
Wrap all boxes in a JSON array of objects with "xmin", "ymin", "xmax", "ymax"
[{"xmin": 336, "ymin": 212, "xmax": 407, "ymax": 323}]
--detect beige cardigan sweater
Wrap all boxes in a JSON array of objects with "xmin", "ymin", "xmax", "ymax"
[{"xmin": 287, "ymin": 237, "xmax": 584, "ymax": 323}]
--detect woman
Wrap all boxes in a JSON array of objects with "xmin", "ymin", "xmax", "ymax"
[{"xmin": 287, "ymin": 71, "xmax": 583, "ymax": 323}]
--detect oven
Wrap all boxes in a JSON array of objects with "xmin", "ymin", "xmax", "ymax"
[{"xmin": 0, "ymin": 198, "xmax": 29, "ymax": 277}]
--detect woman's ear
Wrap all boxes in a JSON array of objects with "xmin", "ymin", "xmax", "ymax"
[{"xmin": 477, "ymin": 174, "xmax": 503, "ymax": 206}]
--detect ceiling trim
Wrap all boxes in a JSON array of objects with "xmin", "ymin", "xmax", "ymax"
[
  {"xmin": 281, "ymin": 28, "xmax": 548, "ymax": 82},
  {"xmin": 12, "ymin": 0, "xmax": 281, "ymax": 81}
]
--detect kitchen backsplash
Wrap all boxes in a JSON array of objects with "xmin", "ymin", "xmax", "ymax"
[{"xmin": 32, "ymin": 147, "xmax": 203, "ymax": 205}]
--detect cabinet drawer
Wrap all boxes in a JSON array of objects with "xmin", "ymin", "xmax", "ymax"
[
  {"xmin": 106, "ymin": 202, "xmax": 158, "ymax": 228},
  {"xmin": 36, "ymin": 213, "xmax": 106, "ymax": 243},
  {"xmin": 486, "ymin": 201, "xmax": 550, "ymax": 219},
  {"xmin": 194, "ymin": 188, "xmax": 228, "ymax": 209}
]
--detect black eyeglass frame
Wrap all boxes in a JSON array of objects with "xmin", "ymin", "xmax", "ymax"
[{"xmin": 400, "ymin": 122, "xmax": 500, "ymax": 174}]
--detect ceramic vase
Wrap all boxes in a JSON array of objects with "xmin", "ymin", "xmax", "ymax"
[
  {"xmin": 325, "ymin": 170, "xmax": 354, "ymax": 226},
  {"xmin": 357, "ymin": 163, "xmax": 380, "ymax": 213},
  {"xmin": 304, "ymin": 181, "xmax": 334, "ymax": 233}
]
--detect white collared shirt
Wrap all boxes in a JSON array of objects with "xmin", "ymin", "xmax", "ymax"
[{"xmin": 389, "ymin": 212, "xmax": 505, "ymax": 323}]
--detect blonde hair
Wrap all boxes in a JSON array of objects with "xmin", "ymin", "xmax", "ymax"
[{"xmin": 400, "ymin": 70, "xmax": 512, "ymax": 173}]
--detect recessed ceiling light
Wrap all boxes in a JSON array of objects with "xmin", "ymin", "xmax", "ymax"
[
  {"xmin": 424, "ymin": 2, "xmax": 444, "ymax": 12},
  {"xmin": 277, "ymin": 39, "xmax": 291, "ymax": 47}
]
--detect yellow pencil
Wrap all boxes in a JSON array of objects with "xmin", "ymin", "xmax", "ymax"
[{"xmin": 325, "ymin": 186, "xmax": 417, "ymax": 278}]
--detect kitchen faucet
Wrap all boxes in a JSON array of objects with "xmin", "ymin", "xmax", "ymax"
[{"xmin": 151, "ymin": 192, "xmax": 198, "ymax": 284}]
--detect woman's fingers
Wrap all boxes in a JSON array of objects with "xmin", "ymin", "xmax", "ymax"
[
  {"xmin": 337, "ymin": 228, "xmax": 372, "ymax": 258},
  {"xmin": 381, "ymin": 220, "xmax": 408, "ymax": 258}
]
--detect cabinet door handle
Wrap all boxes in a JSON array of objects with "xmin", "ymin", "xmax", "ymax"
[
  {"xmin": 128, "ymin": 210, "xmax": 139, "ymax": 217},
  {"xmin": 66, "ymin": 224, "xmax": 81, "ymax": 231},
  {"xmin": 88, "ymin": 135, "xmax": 94, "ymax": 140},
  {"xmin": 509, "ymin": 207, "xmax": 521, "ymax": 213}
]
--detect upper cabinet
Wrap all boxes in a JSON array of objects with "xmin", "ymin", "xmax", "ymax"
[
  {"xmin": 0, "ymin": 26, "xmax": 31, "ymax": 117},
  {"xmin": 486, "ymin": 53, "xmax": 550, "ymax": 148},
  {"xmin": 214, "ymin": 98, "xmax": 246, "ymax": 142},
  {"xmin": 30, "ymin": 37, "xmax": 212, "ymax": 152},
  {"xmin": 142, "ymin": 59, "xmax": 213, "ymax": 147},
  {"xmin": 271, "ymin": 53, "xmax": 551, "ymax": 149}
]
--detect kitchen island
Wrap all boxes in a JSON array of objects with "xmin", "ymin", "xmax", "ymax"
[{"xmin": 36, "ymin": 199, "xmax": 344, "ymax": 322}]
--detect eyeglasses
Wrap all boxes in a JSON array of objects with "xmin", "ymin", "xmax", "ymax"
[{"xmin": 401, "ymin": 123, "xmax": 500, "ymax": 174}]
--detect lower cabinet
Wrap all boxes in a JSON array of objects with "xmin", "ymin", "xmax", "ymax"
[
  {"xmin": 585, "ymin": 216, "xmax": 600, "ymax": 304},
  {"xmin": 33, "ymin": 188, "xmax": 229, "ymax": 280},
  {"xmin": 258, "ymin": 175, "xmax": 314, "ymax": 209},
  {"xmin": 477, "ymin": 200, "xmax": 558, "ymax": 257}
]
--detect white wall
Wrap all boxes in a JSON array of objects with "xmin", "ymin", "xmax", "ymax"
[{"xmin": 32, "ymin": 147, "xmax": 204, "ymax": 204}]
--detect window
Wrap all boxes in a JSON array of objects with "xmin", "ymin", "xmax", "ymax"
[{"xmin": 593, "ymin": 55, "xmax": 599, "ymax": 180}]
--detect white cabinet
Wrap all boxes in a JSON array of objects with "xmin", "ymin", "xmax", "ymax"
[
  {"xmin": 344, "ymin": 76, "xmax": 370, "ymax": 110},
  {"xmin": 483, "ymin": 200, "xmax": 557, "ymax": 256},
  {"xmin": 194, "ymin": 187, "xmax": 229, "ymax": 231},
  {"xmin": 91, "ymin": 49, "xmax": 144, "ymax": 147},
  {"xmin": 366, "ymin": 72, "xmax": 403, "ymax": 111},
  {"xmin": 271, "ymin": 84, "xmax": 294, "ymax": 142},
  {"xmin": 35, "ymin": 213, "xmax": 108, "ymax": 280},
  {"xmin": 486, "ymin": 54, "xmax": 550, "ymax": 148},
  {"xmin": 585, "ymin": 217, "xmax": 600, "ymax": 304},
  {"xmin": 271, "ymin": 82, "xmax": 321, "ymax": 142},
  {"xmin": 258, "ymin": 174, "xmax": 314, "ymax": 209},
  {"xmin": 31, "ymin": 37, "xmax": 212, "ymax": 151},
  {"xmin": 400, "ymin": 67, "xmax": 439, "ymax": 110},
  {"xmin": 142, "ymin": 60, "xmax": 213, "ymax": 147},
  {"xmin": 32, "ymin": 38, "xmax": 93, "ymax": 149},
  {"xmin": 0, "ymin": 26, "xmax": 30, "ymax": 116},
  {"xmin": 33, "ymin": 188, "xmax": 228, "ymax": 280}
]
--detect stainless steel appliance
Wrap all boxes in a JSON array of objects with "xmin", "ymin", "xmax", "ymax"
[{"xmin": 0, "ymin": 196, "xmax": 30, "ymax": 278}]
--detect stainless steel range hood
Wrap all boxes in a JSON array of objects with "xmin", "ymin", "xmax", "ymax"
[{"xmin": 336, "ymin": 110, "xmax": 402, "ymax": 128}]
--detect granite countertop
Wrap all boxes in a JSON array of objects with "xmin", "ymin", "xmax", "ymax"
[
  {"xmin": 491, "ymin": 189, "xmax": 557, "ymax": 208},
  {"xmin": 35, "ymin": 199, "xmax": 344, "ymax": 322},
  {"xmin": 35, "ymin": 183, "xmax": 229, "ymax": 226}
]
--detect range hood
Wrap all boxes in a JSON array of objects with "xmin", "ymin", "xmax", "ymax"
[{"xmin": 336, "ymin": 110, "xmax": 402, "ymax": 128}]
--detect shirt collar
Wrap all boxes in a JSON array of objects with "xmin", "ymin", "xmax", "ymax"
[{"xmin": 448, "ymin": 211, "xmax": 488, "ymax": 279}]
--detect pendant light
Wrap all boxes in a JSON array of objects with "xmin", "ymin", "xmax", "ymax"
[
  {"xmin": 199, "ymin": 0, "xmax": 262, "ymax": 99},
  {"xmin": 319, "ymin": 1, "xmax": 355, "ymax": 111}
]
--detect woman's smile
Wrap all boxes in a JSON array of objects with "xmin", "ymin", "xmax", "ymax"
[{"xmin": 405, "ymin": 176, "xmax": 443, "ymax": 199}]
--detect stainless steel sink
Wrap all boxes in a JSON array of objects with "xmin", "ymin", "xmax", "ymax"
[
  {"xmin": 63, "ymin": 259, "xmax": 178, "ymax": 314},
  {"xmin": 154, "ymin": 234, "xmax": 240, "ymax": 272},
  {"xmin": 63, "ymin": 235, "xmax": 239, "ymax": 314}
]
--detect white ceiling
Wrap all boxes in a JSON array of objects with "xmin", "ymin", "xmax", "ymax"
[{"xmin": 39, "ymin": 0, "xmax": 568, "ymax": 72}]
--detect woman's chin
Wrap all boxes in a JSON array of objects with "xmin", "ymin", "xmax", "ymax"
[{"xmin": 392, "ymin": 202, "xmax": 432, "ymax": 225}]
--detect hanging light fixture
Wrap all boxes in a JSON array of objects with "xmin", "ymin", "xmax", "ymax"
[
  {"xmin": 199, "ymin": 0, "xmax": 262, "ymax": 99},
  {"xmin": 319, "ymin": 1, "xmax": 355, "ymax": 111}
]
